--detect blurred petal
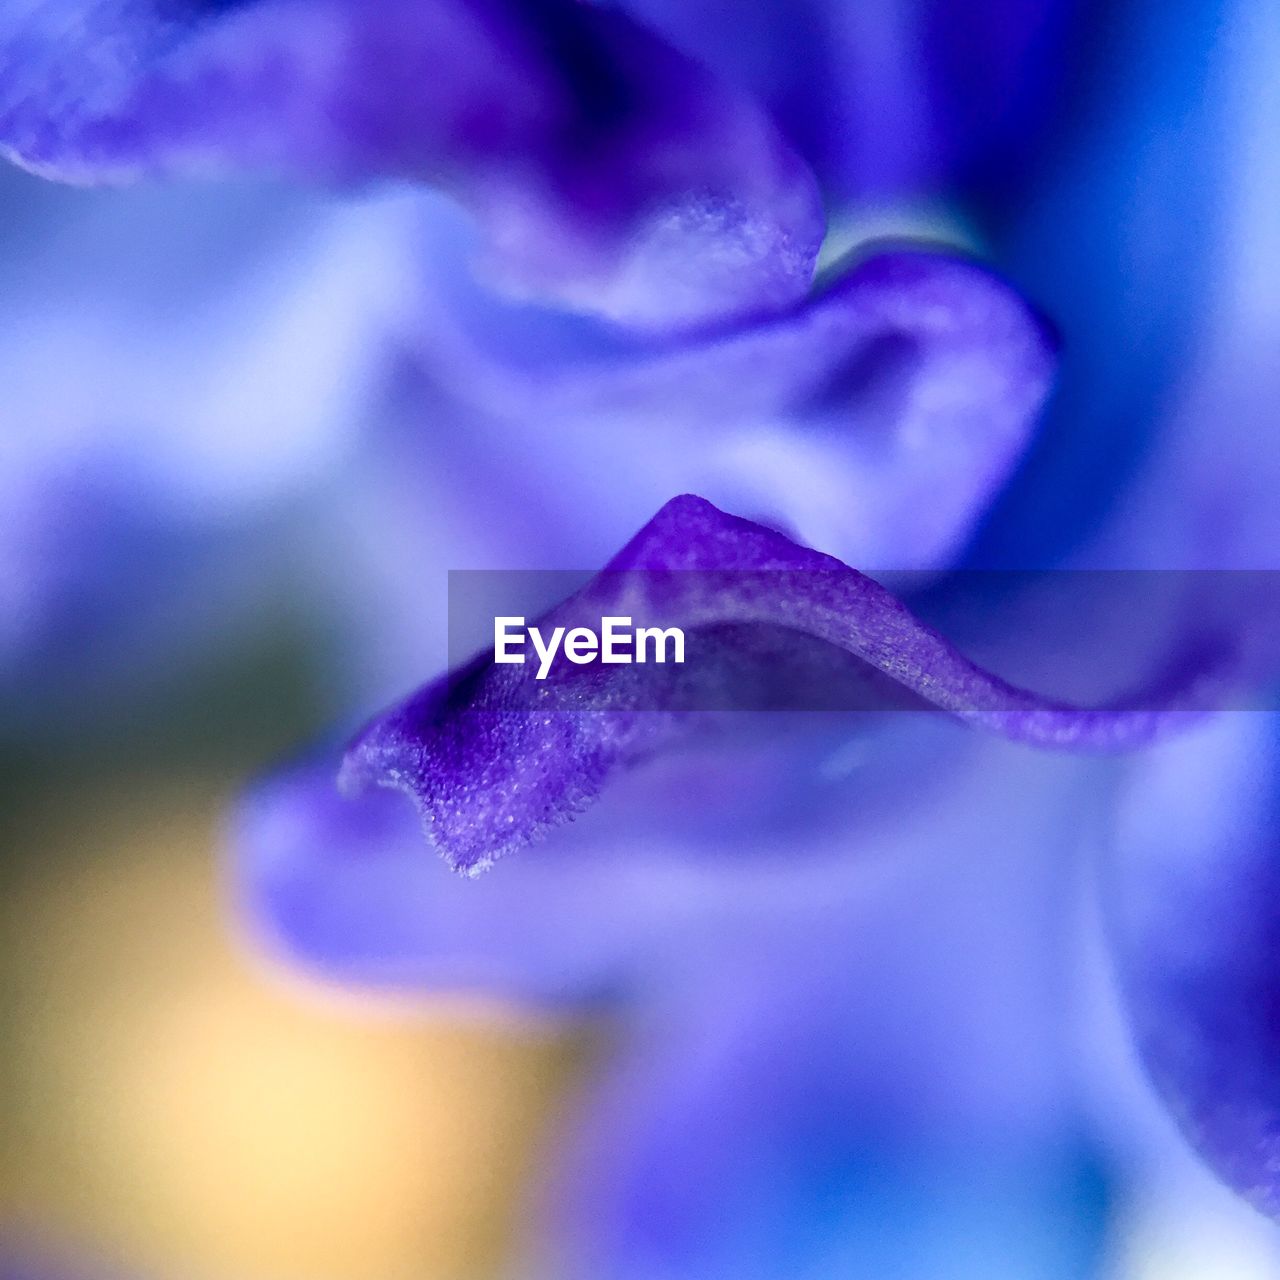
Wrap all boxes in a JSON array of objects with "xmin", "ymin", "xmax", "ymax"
[
  {"xmin": 236, "ymin": 719, "xmax": 969, "ymax": 1003},
  {"xmin": 1076, "ymin": 0, "xmax": 1280, "ymax": 573},
  {"xmin": 0, "ymin": 0, "xmax": 823, "ymax": 329},
  {"xmin": 0, "ymin": 170, "xmax": 406, "ymax": 690},
  {"xmin": 399, "ymin": 243, "xmax": 1057, "ymax": 571},
  {"xmin": 618, "ymin": 0, "xmax": 1078, "ymax": 200},
  {"xmin": 553, "ymin": 986, "xmax": 1110, "ymax": 1280},
  {"xmin": 971, "ymin": 0, "xmax": 1249, "ymax": 565},
  {"xmin": 235, "ymin": 753, "xmax": 655, "ymax": 1004},
  {"xmin": 1108, "ymin": 712, "xmax": 1280, "ymax": 1217},
  {"xmin": 344, "ymin": 495, "xmax": 1215, "ymax": 873},
  {"xmin": 236, "ymin": 693, "xmax": 1121, "ymax": 1277}
]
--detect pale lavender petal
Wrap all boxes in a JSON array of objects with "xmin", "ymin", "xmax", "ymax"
[
  {"xmin": 398, "ymin": 245, "xmax": 1059, "ymax": 571},
  {"xmin": 551, "ymin": 955, "xmax": 1108, "ymax": 1280},
  {"xmin": 0, "ymin": 0, "xmax": 823, "ymax": 329},
  {"xmin": 234, "ymin": 752, "xmax": 664, "ymax": 1003},
  {"xmin": 235, "ymin": 719, "xmax": 964, "ymax": 1002}
]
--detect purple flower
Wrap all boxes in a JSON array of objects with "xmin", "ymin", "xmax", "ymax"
[
  {"xmin": 236, "ymin": 719, "xmax": 1122, "ymax": 1275},
  {"xmin": 224, "ymin": 3, "xmax": 1280, "ymax": 1274},
  {"xmin": 8, "ymin": 0, "xmax": 1280, "ymax": 1274},
  {"xmin": 0, "ymin": 0, "xmax": 1068, "ymax": 705},
  {"xmin": 233, "ymin": 491, "xmax": 1230, "ymax": 1277},
  {"xmin": 385, "ymin": 233, "xmax": 1057, "ymax": 573},
  {"xmin": 978, "ymin": 6, "xmax": 1280, "ymax": 1222},
  {"xmin": 611, "ymin": 0, "xmax": 1078, "ymax": 201}
]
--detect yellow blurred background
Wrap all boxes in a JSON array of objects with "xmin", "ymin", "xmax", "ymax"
[{"xmin": 1, "ymin": 768, "xmax": 584, "ymax": 1280}]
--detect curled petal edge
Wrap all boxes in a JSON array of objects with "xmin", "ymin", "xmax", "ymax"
[{"xmin": 342, "ymin": 496, "xmax": 1224, "ymax": 873}]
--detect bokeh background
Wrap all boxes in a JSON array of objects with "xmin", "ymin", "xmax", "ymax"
[{"xmin": 2, "ymin": 1, "xmax": 1279, "ymax": 1277}]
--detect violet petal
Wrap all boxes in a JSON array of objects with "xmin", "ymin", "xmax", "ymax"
[
  {"xmin": 344, "ymin": 496, "xmax": 1216, "ymax": 872},
  {"xmin": 0, "ymin": 0, "xmax": 823, "ymax": 329},
  {"xmin": 233, "ymin": 730, "xmax": 1114, "ymax": 1274},
  {"xmin": 234, "ymin": 752, "xmax": 661, "ymax": 1002}
]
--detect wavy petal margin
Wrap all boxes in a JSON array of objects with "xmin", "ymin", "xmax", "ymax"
[
  {"xmin": 406, "ymin": 247, "xmax": 1059, "ymax": 571},
  {"xmin": 1108, "ymin": 712, "xmax": 1280, "ymax": 1217},
  {"xmin": 343, "ymin": 496, "xmax": 1219, "ymax": 872},
  {"xmin": 234, "ymin": 753, "xmax": 668, "ymax": 1003},
  {"xmin": 0, "ymin": 0, "xmax": 822, "ymax": 329}
]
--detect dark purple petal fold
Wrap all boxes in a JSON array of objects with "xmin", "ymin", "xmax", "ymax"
[
  {"xmin": 1108, "ymin": 712, "xmax": 1280, "ymax": 1216},
  {"xmin": 617, "ymin": 0, "xmax": 1077, "ymax": 200},
  {"xmin": 0, "ymin": 0, "xmax": 823, "ymax": 329},
  {"xmin": 343, "ymin": 496, "xmax": 1218, "ymax": 873}
]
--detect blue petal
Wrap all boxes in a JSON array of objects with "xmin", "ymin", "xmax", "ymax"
[
  {"xmin": 1108, "ymin": 711, "xmax": 1280, "ymax": 1217},
  {"xmin": 618, "ymin": 0, "xmax": 1077, "ymax": 200}
]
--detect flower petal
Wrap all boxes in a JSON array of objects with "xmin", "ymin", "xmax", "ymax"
[
  {"xmin": 398, "ymin": 243, "xmax": 1058, "ymax": 571},
  {"xmin": 617, "ymin": 0, "xmax": 1077, "ymax": 200},
  {"xmin": 235, "ymin": 750, "xmax": 678, "ymax": 1004},
  {"xmin": 1108, "ymin": 711, "xmax": 1280, "ymax": 1216},
  {"xmin": 234, "ymin": 728, "xmax": 1119, "ymax": 1274},
  {"xmin": 343, "ymin": 495, "xmax": 1218, "ymax": 873},
  {"xmin": 551, "ymin": 971, "xmax": 1111, "ymax": 1280},
  {"xmin": 235, "ymin": 720, "xmax": 970, "ymax": 1003},
  {"xmin": 971, "ymin": 0, "xmax": 1249, "ymax": 565},
  {"xmin": 0, "ymin": 0, "xmax": 823, "ymax": 329}
]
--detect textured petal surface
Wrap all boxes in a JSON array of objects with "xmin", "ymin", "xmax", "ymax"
[
  {"xmin": 1108, "ymin": 712, "xmax": 1280, "ymax": 1217},
  {"xmin": 397, "ymin": 242, "xmax": 1058, "ymax": 571},
  {"xmin": 238, "ymin": 713, "xmax": 1095, "ymax": 1011},
  {"xmin": 235, "ymin": 751, "xmax": 666, "ymax": 1004},
  {"xmin": 237, "ymin": 717, "xmax": 916, "ymax": 997},
  {"xmin": 343, "ymin": 496, "xmax": 1218, "ymax": 872},
  {"xmin": 0, "ymin": 0, "xmax": 823, "ymax": 329}
]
